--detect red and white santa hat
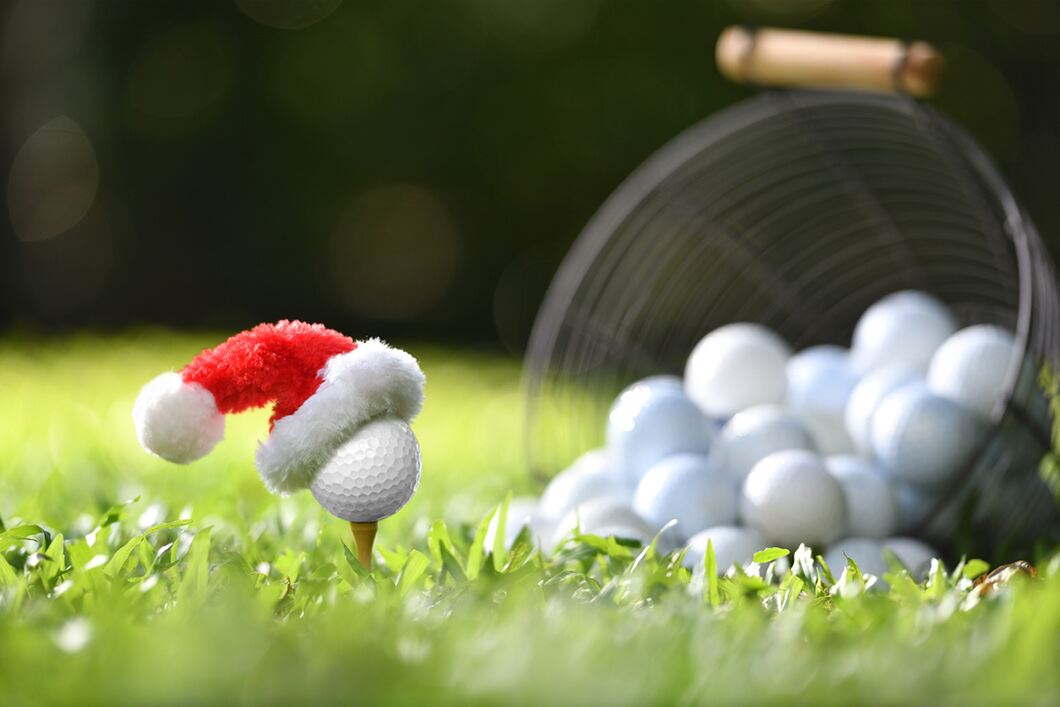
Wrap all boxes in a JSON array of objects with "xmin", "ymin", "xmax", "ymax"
[{"xmin": 132, "ymin": 321, "xmax": 425, "ymax": 494}]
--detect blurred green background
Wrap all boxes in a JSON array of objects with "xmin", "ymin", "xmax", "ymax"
[{"xmin": 3, "ymin": 0, "xmax": 1060, "ymax": 351}]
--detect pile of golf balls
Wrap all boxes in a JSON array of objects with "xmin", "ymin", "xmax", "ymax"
[{"xmin": 496, "ymin": 291, "xmax": 1033, "ymax": 578}]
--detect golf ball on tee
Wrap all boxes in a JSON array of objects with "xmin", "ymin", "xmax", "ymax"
[
  {"xmin": 851, "ymin": 290, "xmax": 957, "ymax": 374},
  {"xmin": 607, "ymin": 380, "xmax": 714, "ymax": 484},
  {"xmin": 633, "ymin": 453, "xmax": 738, "ymax": 542},
  {"xmin": 715, "ymin": 404, "xmax": 815, "ymax": 481},
  {"xmin": 538, "ymin": 448, "xmax": 631, "ymax": 521},
  {"xmin": 928, "ymin": 324, "xmax": 1018, "ymax": 420},
  {"xmin": 684, "ymin": 323, "xmax": 791, "ymax": 418},
  {"xmin": 740, "ymin": 449, "xmax": 847, "ymax": 548},
  {"xmin": 870, "ymin": 381, "xmax": 980, "ymax": 486},
  {"xmin": 786, "ymin": 345, "xmax": 859, "ymax": 455},
  {"xmin": 845, "ymin": 364, "xmax": 920, "ymax": 456},
  {"xmin": 309, "ymin": 416, "xmax": 421, "ymax": 522},
  {"xmin": 825, "ymin": 455, "xmax": 897, "ymax": 539},
  {"xmin": 682, "ymin": 525, "xmax": 766, "ymax": 574}
]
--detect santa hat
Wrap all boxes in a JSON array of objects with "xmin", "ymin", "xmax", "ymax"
[{"xmin": 132, "ymin": 321, "xmax": 425, "ymax": 495}]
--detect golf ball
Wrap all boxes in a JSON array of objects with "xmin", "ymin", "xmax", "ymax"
[
  {"xmin": 607, "ymin": 381, "xmax": 714, "ymax": 484},
  {"xmin": 551, "ymin": 497, "xmax": 655, "ymax": 546},
  {"xmin": 740, "ymin": 449, "xmax": 847, "ymax": 548},
  {"xmin": 538, "ymin": 449, "xmax": 631, "ymax": 521},
  {"xmin": 715, "ymin": 404, "xmax": 815, "ymax": 481},
  {"xmin": 786, "ymin": 345, "xmax": 859, "ymax": 454},
  {"xmin": 682, "ymin": 525, "xmax": 766, "ymax": 575},
  {"xmin": 845, "ymin": 364, "xmax": 920, "ymax": 456},
  {"xmin": 851, "ymin": 290, "xmax": 957, "ymax": 374},
  {"xmin": 633, "ymin": 453, "xmax": 738, "ymax": 542},
  {"xmin": 824, "ymin": 537, "xmax": 888, "ymax": 585},
  {"xmin": 684, "ymin": 323, "xmax": 791, "ymax": 418},
  {"xmin": 882, "ymin": 536, "xmax": 938, "ymax": 579},
  {"xmin": 928, "ymin": 324, "xmax": 1018, "ymax": 420},
  {"xmin": 870, "ymin": 381, "xmax": 980, "ymax": 486},
  {"xmin": 825, "ymin": 455, "xmax": 897, "ymax": 539},
  {"xmin": 309, "ymin": 416, "xmax": 421, "ymax": 522}
]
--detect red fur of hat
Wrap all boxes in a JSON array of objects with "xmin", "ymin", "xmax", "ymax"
[{"xmin": 182, "ymin": 320, "xmax": 355, "ymax": 429}]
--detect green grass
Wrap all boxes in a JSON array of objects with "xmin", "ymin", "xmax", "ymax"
[{"xmin": 1, "ymin": 333, "xmax": 1059, "ymax": 707}]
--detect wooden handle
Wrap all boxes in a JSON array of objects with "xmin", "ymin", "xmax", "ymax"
[
  {"xmin": 716, "ymin": 26, "xmax": 942, "ymax": 97},
  {"xmin": 349, "ymin": 521, "xmax": 378, "ymax": 569}
]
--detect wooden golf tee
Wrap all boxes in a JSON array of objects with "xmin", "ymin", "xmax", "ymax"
[
  {"xmin": 716, "ymin": 26, "xmax": 942, "ymax": 97},
  {"xmin": 350, "ymin": 521, "xmax": 378, "ymax": 569}
]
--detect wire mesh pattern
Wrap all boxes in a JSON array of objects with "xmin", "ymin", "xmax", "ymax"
[{"xmin": 524, "ymin": 90, "xmax": 1060, "ymax": 553}]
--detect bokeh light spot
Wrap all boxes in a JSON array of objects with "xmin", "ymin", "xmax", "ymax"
[
  {"xmin": 329, "ymin": 185, "xmax": 462, "ymax": 321},
  {"xmin": 8, "ymin": 115, "xmax": 99, "ymax": 243},
  {"xmin": 235, "ymin": 0, "xmax": 343, "ymax": 30},
  {"xmin": 124, "ymin": 24, "xmax": 234, "ymax": 134}
]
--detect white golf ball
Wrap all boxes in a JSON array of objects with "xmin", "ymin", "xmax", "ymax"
[
  {"xmin": 740, "ymin": 449, "xmax": 847, "ymax": 548},
  {"xmin": 928, "ymin": 324, "xmax": 1018, "ymax": 420},
  {"xmin": 715, "ymin": 404, "xmax": 815, "ymax": 481},
  {"xmin": 538, "ymin": 449, "xmax": 631, "ymax": 521},
  {"xmin": 825, "ymin": 456, "xmax": 897, "ymax": 539},
  {"xmin": 309, "ymin": 416, "xmax": 421, "ymax": 522},
  {"xmin": 824, "ymin": 538, "xmax": 889, "ymax": 584},
  {"xmin": 633, "ymin": 453, "xmax": 738, "ymax": 542},
  {"xmin": 607, "ymin": 381, "xmax": 714, "ymax": 484},
  {"xmin": 851, "ymin": 290, "xmax": 957, "ymax": 374},
  {"xmin": 845, "ymin": 364, "xmax": 920, "ymax": 456},
  {"xmin": 870, "ymin": 381, "xmax": 980, "ymax": 486},
  {"xmin": 483, "ymin": 497, "xmax": 549, "ymax": 551},
  {"xmin": 786, "ymin": 346, "xmax": 859, "ymax": 454},
  {"xmin": 551, "ymin": 497, "xmax": 654, "ymax": 546},
  {"xmin": 684, "ymin": 323, "xmax": 792, "ymax": 418},
  {"xmin": 882, "ymin": 536, "xmax": 938, "ymax": 579},
  {"xmin": 682, "ymin": 525, "xmax": 767, "ymax": 574}
]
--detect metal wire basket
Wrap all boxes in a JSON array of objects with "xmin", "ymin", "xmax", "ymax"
[{"xmin": 524, "ymin": 29, "xmax": 1060, "ymax": 556}]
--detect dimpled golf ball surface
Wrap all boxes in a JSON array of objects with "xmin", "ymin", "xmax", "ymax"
[
  {"xmin": 871, "ymin": 381, "xmax": 980, "ymax": 486},
  {"xmin": 785, "ymin": 346, "xmax": 859, "ymax": 454},
  {"xmin": 682, "ymin": 525, "xmax": 766, "ymax": 574},
  {"xmin": 740, "ymin": 449, "xmax": 846, "ymax": 547},
  {"xmin": 928, "ymin": 324, "xmax": 1017, "ymax": 420},
  {"xmin": 825, "ymin": 456, "xmax": 896, "ymax": 539},
  {"xmin": 845, "ymin": 364, "xmax": 920, "ymax": 456},
  {"xmin": 684, "ymin": 323, "xmax": 791, "ymax": 418},
  {"xmin": 633, "ymin": 453, "xmax": 737, "ymax": 541},
  {"xmin": 607, "ymin": 381, "xmax": 713, "ymax": 483},
  {"xmin": 310, "ymin": 416, "xmax": 421, "ymax": 522},
  {"xmin": 851, "ymin": 290, "xmax": 956, "ymax": 374},
  {"xmin": 715, "ymin": 404, "xmax": 815, "ymax": 481}
]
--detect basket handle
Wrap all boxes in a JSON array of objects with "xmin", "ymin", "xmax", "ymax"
[{"xmin": 716, "ymin": 26, "xmax": 942, "ymax": 97}]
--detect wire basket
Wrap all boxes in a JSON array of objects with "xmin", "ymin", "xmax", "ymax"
[{"xmin": 524, "ymin": 50, "xmax": 1060, "ymax": 556}]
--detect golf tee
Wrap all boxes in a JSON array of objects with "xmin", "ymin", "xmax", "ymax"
[{"xmin": 350, "ymin": 521, "xmax": 378, "ymax": 569}]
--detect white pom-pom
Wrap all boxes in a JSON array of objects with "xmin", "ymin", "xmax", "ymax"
[{"xmin": 133, "ymin": 372, "xmax": 224, "ymax": 463}]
